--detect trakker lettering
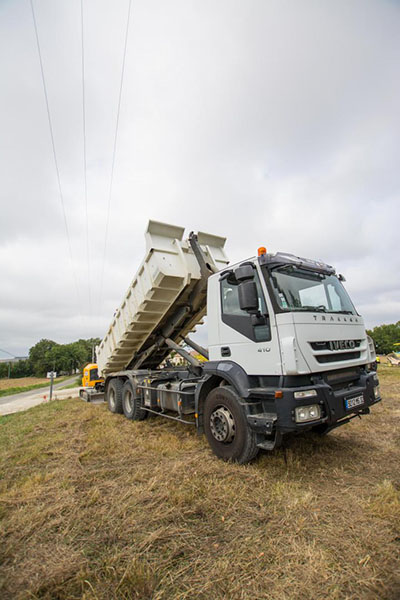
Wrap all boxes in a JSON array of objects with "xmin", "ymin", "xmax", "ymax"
[{"xmin": 313, "ymin": 315, "xmax": 359, "ymax": 323}]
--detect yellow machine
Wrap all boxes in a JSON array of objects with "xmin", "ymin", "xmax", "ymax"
[{"xmin": 81, "ymin": 363, "xmax": 104, "ymax": 389}]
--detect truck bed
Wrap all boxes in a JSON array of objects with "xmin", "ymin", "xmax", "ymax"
[{"xmin": 96, "ymin": 221, "xmax": 229, "ymax": 375}]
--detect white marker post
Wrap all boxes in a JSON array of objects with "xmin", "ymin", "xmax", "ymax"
[{"xmin": 47, "ymin": 371, "xmax": 57, "ymax": 401}]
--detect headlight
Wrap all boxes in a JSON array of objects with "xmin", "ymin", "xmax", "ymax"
[
  {"xmin": 295, "ymin": 404, "xmax": 321, "ymax": 423},
  {"xmin": 374, "ymin": 386, "xmax": 380, "ymax": 399},
  {"xmin": 294, "ymin": 389, "xmax": 317, "ymax": 399}
]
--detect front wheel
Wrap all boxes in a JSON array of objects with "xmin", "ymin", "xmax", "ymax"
[{"xmin": 203, "ymin": 385, "xmax": 258, "ymax": 464}]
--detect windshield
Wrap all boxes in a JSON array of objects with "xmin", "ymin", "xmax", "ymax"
[
  {"xmin": 266, "ymin": 265, "xmax": 357, "ymax": 314},
  {"xmin": 89, "ymin": 368, "xmax": 99, "ymax": 381}
]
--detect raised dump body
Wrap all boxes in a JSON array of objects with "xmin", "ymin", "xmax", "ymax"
[{"xmin": 96, "ymin": 221, "xmax": 229, "ymax": 376}]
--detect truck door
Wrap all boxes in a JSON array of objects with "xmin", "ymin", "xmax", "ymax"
[{"xmin": 217, "ymin": 270, "xmax": 281, "ymax": 375}]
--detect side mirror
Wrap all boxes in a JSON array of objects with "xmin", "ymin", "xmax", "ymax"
[
  {"xmin": 238, "ymin": 280, "xmax": 259, "ymax": 312},
  {"xmin": 235, "ymin": 265, "xmax": 254, "ymax": 281}
]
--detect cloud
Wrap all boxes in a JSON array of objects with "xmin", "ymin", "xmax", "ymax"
[{"xmin": 0, "ymin": 0, "xmax": 399, "ymax": 356}]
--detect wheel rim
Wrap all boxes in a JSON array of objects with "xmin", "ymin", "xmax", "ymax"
[
  {"xmin": 209, "ymin": 405, "xmax": 236, "ymax": 443},
  {"xmin": 124, "ymin": 389, "xmax": 133, "ymax": 412},
  {"xmin": 109, "ymin": 388, "xmax": 115, "ymax": 410}
]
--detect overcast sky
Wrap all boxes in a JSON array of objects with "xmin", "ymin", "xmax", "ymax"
[{"xmin": 0, "ymin": 0, "xmax": 399, "ymax": 357}]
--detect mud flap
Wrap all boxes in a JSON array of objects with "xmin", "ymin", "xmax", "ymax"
[{"xmin": 256, "ymin": 429, "xmax": 282, "ymax": 451}]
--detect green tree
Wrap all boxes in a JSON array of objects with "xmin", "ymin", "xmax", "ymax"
[
  {"xmin": 27, "ymin": 337, "xmax": 102, "ymax": 377},
  {"xmin": 367, "ymin": 321, "xmax": 400, "ymax": 355},
  {"xmin": 64, "ymin": 342, "xmax": 88, "ymax": 373},
  {"xmin": 76, "ymin": 338, "xmax": 101, "ymax": 364},
  {"xmin": 10, "ymin": 359, "xmax": 33, "ymax": 378},
  {"xmin": 0, "ymin": 362, "xmax": 9, "ymax": 378},
  {"xmin": 29, "ymin": 339, "xmax": 58, "ymax": 376}
]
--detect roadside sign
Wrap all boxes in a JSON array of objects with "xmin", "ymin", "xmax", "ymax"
[{"xmin": 47, "ymin": 372, "xmax": 57, "ymax": 379}]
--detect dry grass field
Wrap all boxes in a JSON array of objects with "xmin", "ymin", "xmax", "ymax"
[
  {"xmin": 0, "ymin": 366, "xmax": 399, "ymax": 599},
  {"xmin": 0, "ymin": 377, "xmax": 49, "ymax": 392}
]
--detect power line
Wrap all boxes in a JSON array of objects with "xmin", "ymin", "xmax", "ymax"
[
  {"xmin": 99, "ymin": 0, "xmax": 132, "ymax": 308},
  {"xmin": 81, "ymin": 0, "xmax": 92, "ymax": 316},
  {"xmin": 0, "ymin": 348, "xmax": 15, "ymax": 358},
  {"xmin": 29, "ymin": 0, "xmax": 83, "ymax": 320}
]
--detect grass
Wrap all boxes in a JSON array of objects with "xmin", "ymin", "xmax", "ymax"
[
  {"xmin": 0, "ymin": 376, "xmax": 71, "ymax": 398},
  {"xmin": 0, "ymin": 366, "xmax": 399, "ymax": 599}
]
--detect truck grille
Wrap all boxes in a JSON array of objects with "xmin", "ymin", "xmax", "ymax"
[
  {"xmin": 316, "ymin": 351, "xmax": 361, "ymax": 364},
  {"xmin": 309, "ymin": 339, "xmax": 364, "ymax": 365}
]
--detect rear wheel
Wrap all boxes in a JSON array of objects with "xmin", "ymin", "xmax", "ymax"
[
  {"xmin": 107, "ymin": 378, "xmax": 123, "ymax": 414},
  {"xmin": 122, "ymin": 380, "xmax": 148, "ymax": 421},
  {"xmin": 204, "ymin": 385, "xmax": 259, "ymax": 464}
]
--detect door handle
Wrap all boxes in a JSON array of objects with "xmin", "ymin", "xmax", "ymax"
[{"xmin": 221, "ymin": 346, "xmax": 231, "ymax": 357}]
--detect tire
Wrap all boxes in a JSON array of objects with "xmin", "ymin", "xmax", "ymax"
[
  {"xmin": 203, "ymin": 385, "xmax": 259, "ymax": 464},
  {"xmin": 107, "ymin": 378, "xmax": 124, "ymax": 414},
  {"xmin": 122, "ymin": 380, "xmax": 148, "ymax": 421}
]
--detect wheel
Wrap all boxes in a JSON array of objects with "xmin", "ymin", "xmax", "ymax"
[
  {"xmin": 203, "ymin": 385, "xmax": 259, "ymax": 464},
  {"xmin": 107, "ymin": 378, "xmax": 124, "ymax": 414},
  {"xmin": 122, "ymin": 380, "xmax": 148, "ymax": 421}
]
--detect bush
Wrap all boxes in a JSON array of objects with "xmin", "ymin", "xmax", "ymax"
[{"xmin": 367, "ymin": 321, "xmax": 400, "ymax": 355}]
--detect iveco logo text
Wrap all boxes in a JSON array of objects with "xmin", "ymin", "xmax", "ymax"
[
  {"xmin": 312, "ymin": 315, "xmax": 359, "ymax": 323},
  {"xmin": 328, "ymin": 340, "xmax": 357, "ymax": 351}
]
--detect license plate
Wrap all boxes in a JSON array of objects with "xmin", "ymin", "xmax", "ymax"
[{"xmin": 345, "ymin": 394, "xmax": 364, "ymax": 410}]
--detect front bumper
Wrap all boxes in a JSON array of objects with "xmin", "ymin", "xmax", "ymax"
[{"xmin": 247, "ymin": 371, "xmax": 380, "ymax": 435}]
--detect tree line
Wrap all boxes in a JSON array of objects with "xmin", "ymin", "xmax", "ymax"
[
  {"xmin": 367, "ymin": 321, "xmax": 400, "ymax": 355},
  {"xmin": 0, "ymin": 338, "xmax": 101, "ymax": 379}
]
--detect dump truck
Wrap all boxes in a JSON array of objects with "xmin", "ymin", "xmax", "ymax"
[{"xmin": 86, "ymin": 220, "xmax": 381, "ymax": 463}]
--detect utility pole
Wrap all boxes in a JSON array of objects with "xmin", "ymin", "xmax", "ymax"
[
  {"xmin": 92, "ymin": 345, "xmax": 95, "ymax": 363},
  {"xmin": 8, "ymin": 362, "xmax": 11, "ymax": 379}
]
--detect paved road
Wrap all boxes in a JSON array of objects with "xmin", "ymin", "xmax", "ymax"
[{"xmin": 0, "ymin": 376, "xmax": 78, "ymax": 406}]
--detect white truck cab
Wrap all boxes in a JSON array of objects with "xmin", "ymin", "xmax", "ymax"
[{"xmin": 208, "ymin": 250, "xmax": 374, "ymax": 375}]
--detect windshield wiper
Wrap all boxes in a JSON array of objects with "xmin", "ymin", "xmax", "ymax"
[
  {"xmin": 295, "ymin": 305, "xmax": 327, "ymax": 312},
  {"xmin": 329, "ymin": 310, "xmax": 354, "ymax": 315}
]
